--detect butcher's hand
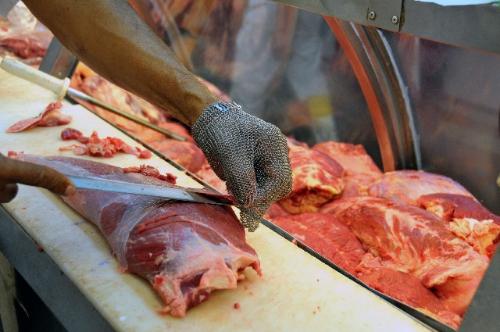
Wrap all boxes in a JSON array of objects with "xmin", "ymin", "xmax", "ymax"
[
  {"xmin": 192, "ymin": 102, "xmax": 292, "ymax": 231},
  {"xmin": 0, "ymin": 153, "xmax": 74, "ymax": 203}
]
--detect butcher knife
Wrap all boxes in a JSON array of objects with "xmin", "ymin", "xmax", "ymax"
[
  {"xmin": 66, "ymin": 174, "xmax": 234, "ymax": 206},
  {"xmin": 0, "ymin": 56, "xmax": 188, "ymax": 142}
]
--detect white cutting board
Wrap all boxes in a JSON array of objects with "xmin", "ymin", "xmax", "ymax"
[{"xmin": 0, "ymin": 69, "xmax": 431, "ymax": 332}]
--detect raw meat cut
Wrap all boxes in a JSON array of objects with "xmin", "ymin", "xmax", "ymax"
[
  {"xmin": 278, "ymin": 140, "xmax": 344, "ymax": 214},
  {"xmin": 195, "ymin": 162, "xmax": 228, "ymax": 195},
  {"xmin": 149, "ymin": 140, "xmax": 206, "ymax": 173},
  {"xmin": 12, "ymin": 154, "xmax": 260, "ymax": 317},
  {"xmin": 356, "ymin": 255, "xmax": 460, "ymax": 329},
  {"xmin": 313, "ymin": 141, "xmax": 382, "ymax": 198},
  {"xmin": 6, "ymin": 102, "xmax": 71, "ymax": 133},
  {"xmin": 266, "ymin": 207, "xmax": 460, "ymax": 327},
  {"xmin": 60, "ymin": 128, "xmax": 151, "ymax": 159},
  {"xmin": 123, "ymin": 165, "xmax": 177, "ymax": 185},
  {"xmin": 341, "ymin": 172, "xmax": 381, "ymax": 198},
  {"xmin": 313, "ymin": 141, "xmax": 381, "ymax": 175},
  {"xmin": 418, "ymin": 193, "xmax": 500, "ymax": 258},
  {"xmin": 321, "ymin": 196, "xmax": 488, "ymax": 316},
  {"xmin": 60, "ymin": 127, "xmax": 85, "ymax": 141},
  {"xmin": 71, "ymin": 64, "xmax": 169, "ymax": 126},
  {"xmin": 368, "ymin": 170, "xmax": 472, "ymax": 205},
  {"xmin": 0, "ymin": 37, "xmax": 46, "ymax": 59},
  {"xmin": 269, "ymin": 213, "xmax": 365, "ymax": 274},
  {"xmin": 264, "ymin": 203, "xmax": 290, "ymax": 220}
]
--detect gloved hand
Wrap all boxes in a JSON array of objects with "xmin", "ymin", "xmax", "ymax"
[
  {"xmin": 192, "ymin": 102, "xmax": 292, "ymax": 231},
  {"xmin": 0, "ymin": 153, "xmax": 74, "ymax": 203}
]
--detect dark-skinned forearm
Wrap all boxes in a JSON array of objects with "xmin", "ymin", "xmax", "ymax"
[{"xmin": 23, "ymin": 0, "xmax": 217, "ymax": 125}]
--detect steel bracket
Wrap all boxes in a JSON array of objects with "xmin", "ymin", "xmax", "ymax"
[{"xmin": 365, "ymin": 0, "xmax": 403, "ymax": 31}]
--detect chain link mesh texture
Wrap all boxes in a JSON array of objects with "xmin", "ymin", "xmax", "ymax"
[{"xmin": 192, "ymin": 101, "xmax": 292, "ymax": 231}]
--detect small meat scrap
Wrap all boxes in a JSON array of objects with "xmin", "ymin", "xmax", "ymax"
[
  {"xmin": 59, "ymin": 128, "xmax": 151, "ymax": 159},
  {"xmin": 233, "ymin": 303, "xmax": 240, "ymax": 310},
  {"xmin": 123, "ymin": 165, "xmax": 176, "ymax": 184},
  {"xmin": 61, "ymin": 127, "xmax": 86, "ymax": 142},
  {"xmin": 6, "ymin": 102, "xmax": 71, "ymax": 133}
]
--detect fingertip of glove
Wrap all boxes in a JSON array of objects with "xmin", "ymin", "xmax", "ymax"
[{"xmin": 239, "ymin": 208, "xmax": 265, "ymax": 232}]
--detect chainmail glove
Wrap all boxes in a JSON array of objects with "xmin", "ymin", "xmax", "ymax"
[{"xmin": 192, "ymin": 101, "xmax": 292, "ymax": 231}]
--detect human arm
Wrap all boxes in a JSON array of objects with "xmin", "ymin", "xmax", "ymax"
[{"xmin": 22, "ymin": 0, "xmax": 216, "ymax": 126}]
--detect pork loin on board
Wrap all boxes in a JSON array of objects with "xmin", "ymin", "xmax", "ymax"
[{"xmin": 11, "ymin": 153, "xmax": 260, "ymax": 317}]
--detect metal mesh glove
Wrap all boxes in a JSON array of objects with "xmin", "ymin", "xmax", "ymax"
[{"xmin": 192, "ymin": 101, "xmax": 292, "ymax": 231}]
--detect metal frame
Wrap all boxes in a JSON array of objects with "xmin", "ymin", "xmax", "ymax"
[
  {"xmin": 275, "ymin": 0, "xmax": 500, "ymax": 55},
  {"xmin": 324, "ymin": 17, "xmax": 420, "ymax": 171},
  {"xmin": 0, "ymin": 207, "xmax": 114, "ymax": 332}
]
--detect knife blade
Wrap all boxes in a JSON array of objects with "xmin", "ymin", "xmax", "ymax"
[{"xmin": 67, "ymin": 175, "xmax": 230, "ymax": 205}]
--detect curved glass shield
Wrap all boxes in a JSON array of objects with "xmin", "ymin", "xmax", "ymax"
[{"xmin": 385, "ymin": 32, "xmax": 500, "ymax": 213}]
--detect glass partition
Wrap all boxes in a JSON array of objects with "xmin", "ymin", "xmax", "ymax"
[{"xmin": 386, "ymin": 32, "xmax": 500, "ymax": 213}]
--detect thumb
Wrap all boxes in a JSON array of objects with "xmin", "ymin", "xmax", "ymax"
[
  {"xmin": 0, "ymin": 182, "xmax": 18, "ymax": 203},
  {"xmin": 219, "ymin": 153, "xmax": 256, "ymax": 208}
]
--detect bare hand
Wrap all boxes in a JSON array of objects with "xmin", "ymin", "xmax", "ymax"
[{"xmin": 0, "ymin": 153, "xmax": 74, "ymax": 203}]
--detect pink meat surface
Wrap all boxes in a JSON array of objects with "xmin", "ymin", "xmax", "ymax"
[
  {"xmin": 368, "ymin": 170, "xmax": 472, "ymax": 205},
  {"xmin": 355, "ymin": 256, "xmax": 460, "ymax": 329},
  {"xmin": 0, "ymin": 37, "xmax": 46, "ymax": 59},
  {"xmin": 312, "ymin": 141, "xmax": 381, "ymax": 198},
  {"xmin": 321, "ymin": 196, "xmax": 488, "ymax": 316},
  {"xmin": 313, "ymin": 141, "xmax": 382, "ymax": 175},
  {"xmin": 278, "ymin": 140, "xmax": 344, "ymax": 214},
  {"xmin": 341, "ymin": 173, "xmax": 381, "ymax": 198},
  {"xmin": 418, "ymin": 193, "xmax": 500, "ymax": 258},
  {"xmin": 269, "ymin": 212, "xmax": 365, "ymax": 274},
  {"xmin": 149, "ymin": 140, "xmax": 206, "ymax": 173},
  {"xmin": 264, "ymin": 203, "xmax": 291, "ymax": 220},
  {"xmin": 14, "ymin": 154, "xmax": 260, "ymax": 317},
  {"xmin": 195, "ymin": 162, "xmax": 228, "ymax": 195},
  {"xmin": 6, "ymin": 102, "xmax": 71, "ymax": 133}
]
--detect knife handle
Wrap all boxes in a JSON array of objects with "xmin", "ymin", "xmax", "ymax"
[{"xmin": 0, "ymin": 56, "xmax": 69, "ymax": 100}]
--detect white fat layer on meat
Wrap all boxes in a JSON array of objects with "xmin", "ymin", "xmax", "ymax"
[
  {"xmin": 295, "ymin": 165, "xmax": 340, "ymax": 193},
  {"xmin": 364, "ymin": 201, "xmax": 488, "ymax": 289}
]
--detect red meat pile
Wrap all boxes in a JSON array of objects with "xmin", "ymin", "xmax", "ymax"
[
  {"xmin": 59, "ymin": 128, "xmax": 152, "ymax": 159},
  {"xmin": 265, "ymin": 141, "xmax": 499, "ymax": 329}
]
